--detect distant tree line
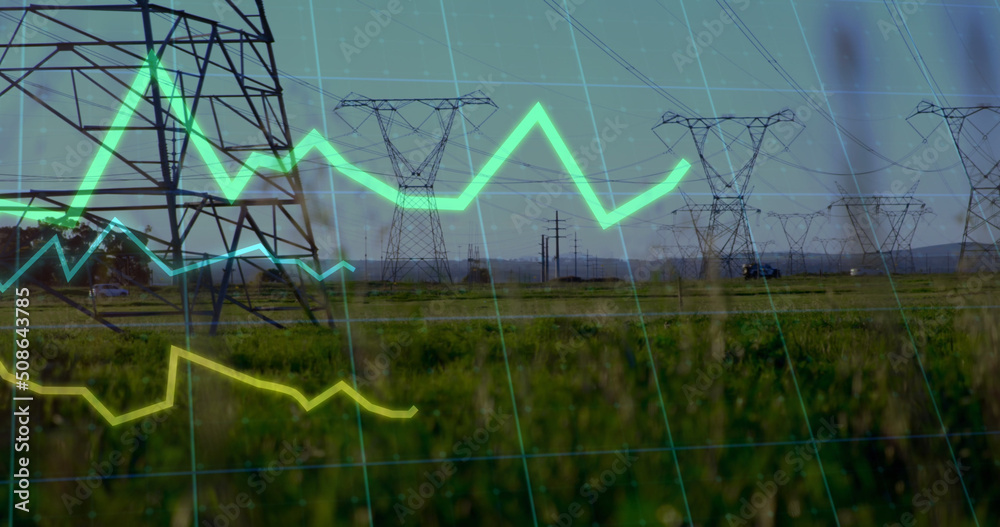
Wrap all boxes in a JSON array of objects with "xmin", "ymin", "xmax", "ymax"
[{"xmin": 0, "ymin": 221, "xmax": 153, "ymax": 287}]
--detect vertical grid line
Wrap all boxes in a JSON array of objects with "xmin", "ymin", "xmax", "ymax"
[
  {"xmin": 788, "ymin": 1, "xmax": 979, "ymax": 524},
  {"xmin": 164, "ymin": 3, "xmax": 201, "ymax": 520},
  {"xmin": 7, "ymin": 2, "xmax": 27, "ymax": 523},
  {"xmin": 557, "ymin": 0, "xmax": 694, "ymax": 524},
  {"xmin": 437, "ymin": 2, "xmax": 540, "ymax": 525},
  {"xmin": 671, "ymin": 1, "xmax": 841, "ymax": 524},
  {"xmin": 306, "ymin": 1, "xmax": 375, "ymax": 524}
]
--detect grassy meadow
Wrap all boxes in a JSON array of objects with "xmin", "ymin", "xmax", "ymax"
[{"xmin": 0, "ymin": 272, "xmax": 997, "ymax": 526}]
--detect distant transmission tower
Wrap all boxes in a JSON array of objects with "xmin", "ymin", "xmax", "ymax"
[
  {"xmin": 657, "ymin": 223, "xmax": 703, "ymax": 278},
  {"xmin": 335, "ymin": 94, "xmax": 496, "ymax": 283},
  {"xmin": 813, "ymin": 237, "xmax": 851, "ymax": 273},
  {"xmin": 465, "ymin": 244, "xmax": 487, "ymax": 283},
  {"xmin": 768, "ymin": 212, "xmax": 824, "ymax": 275},
  {"xmin": 884, "ymin": 206, "xmax": 935, "ymax": 273},
  {"xmin": 656, "ymin": 110, "xmax": 796, "ymax": 277},
  {"xmin": 757, "ymin": 239, "xmax": 776, "ymax": 258},
  {"xmin": 670, "ymin": 192, "xmax": 762, "ymax": 278},
  {"xmin": 910, "ymin": 102, "xmax": 1000, "ymax": 271},
  {"xmin": 828, "ymin": 183, "xmax": 932, "ymax": 273},
  {"xmin": 0, "ymin": 1, "xmax": 332, "ymax": 333}
]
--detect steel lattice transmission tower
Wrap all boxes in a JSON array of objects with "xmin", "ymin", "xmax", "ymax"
[
  {"xmin": 767, "ymin": 212, "xmax": 824, "ymax": 275},
  {"xmin": 813, "ymin": 237, "xmax": 852, "ymax": 274},
  {"xmin": 0, "ymin": 1, "xmax": 333, "ymax": 333},
  {"xmin": 669, "ymin": 192, "xmax": 761, "ymax": 278},
  {"xmin": 335, "ymin": 94, "xmax": 496, "ymax": 283},
  {"xmin": 910, "ymin": 102, "xmax": 1000, "ymax": 271},
  {"xmin": 656, "ymin": 111, "xmax": 794, "ymax": 277},
  {"xmin": 757, "ymin": 239, "xmax": 776, "ymax": 258},
  {"xmin": 656, "ymin": 223, "xmax": 703, "ymax": 279},
  {"xmin": 828, "ymin": 183, "xmax": 933, "ymax": 273}
]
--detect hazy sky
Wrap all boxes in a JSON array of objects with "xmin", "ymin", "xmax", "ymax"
[{"xmin": 2, "ymin": 0, "xmax": 1000, "ymax": 262}]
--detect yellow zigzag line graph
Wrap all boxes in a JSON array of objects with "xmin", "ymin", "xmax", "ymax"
[
  {"xmin": 1, "ymin": 345, "xmax": 418, "ymax": 425},
  {"xmin": 0, "ymin": 52, "xmax": 690, "ymax": 229}
]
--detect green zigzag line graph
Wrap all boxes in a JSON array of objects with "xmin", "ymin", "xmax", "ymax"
[
  {"xmin": 0, "ymin": 52, "xmax": 690, "ymax": 229},
  {"xmin": 0, "ymin": 217, "xmax": 355, "ymax": 293}
]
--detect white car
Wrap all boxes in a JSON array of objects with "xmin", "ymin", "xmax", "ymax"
[
  {"xmin": 849, "ymin": 268, "xmax": 882, "ymax": 276},
  {"xmin": 89, "ymin": 284, "xmax": 129, "ymax": 298}
]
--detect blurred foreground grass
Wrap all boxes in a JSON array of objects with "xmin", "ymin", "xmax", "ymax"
[{"xmin": 0, "ymin": 274, "xmax": 996, "ymax": 526}]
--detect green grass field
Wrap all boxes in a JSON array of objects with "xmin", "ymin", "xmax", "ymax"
[{"xmin": 0, "ymin": 272, "xmax": 998, "ymax": 526}]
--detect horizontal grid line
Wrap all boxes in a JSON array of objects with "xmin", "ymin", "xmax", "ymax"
[{"xmin": 3, "ymin": 428, "xmax": 994, "ymax": 486}]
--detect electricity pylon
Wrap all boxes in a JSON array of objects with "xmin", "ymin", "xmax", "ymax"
[
  {"xmin": 657, "ymin": 224, "xmax": 703, "ymax": 279},
  {"xmin": 828, "ymin": 182, "xmax": 933, "ymax": 273},
  {"xmin": 656, "ymin": 110, "xmax": 796, "ymax": 277},
  {"xmin": 0, "ymin": 1, "xmax": 332, "ymax": 333},
  {"xmin": 768, "ymin": 212, "xmax": 824, "ymax": 275},
  {"xmin": 813, "ymin": 236, "xmax": 851, "ymax": 273},
  {"xmin": 910, "ymin": 102, "xmax": 1000, "ymax": 271},
  {"xmin": 335, "ymin": 93, "xmax": 496, "ymax": 283}
]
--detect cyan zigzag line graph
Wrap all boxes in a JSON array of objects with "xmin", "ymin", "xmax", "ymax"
[
  {"xmin": 0, "ymin": 52, "xmax": 691, "ymax": 230},
  {"xmin": 0, "ymin": 217, "xmax": 356, "ymax": 293}
]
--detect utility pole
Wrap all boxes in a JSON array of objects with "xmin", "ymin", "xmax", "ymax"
[
  {"xmin": 546, "ymin": 236, "xmax": 551, "ymax": 281},
  {"xmin": 574, "ymin": 231, "xmax": 578, "ymax": 278},
  {"xmin": 540, "ymin": 235, "xmax": 548, "ymax": 282},
  {"xmin": 586, "ymin": 250, "xmax": 590, "ymax": 280},
  {"xmin": 546, "ymin": 211, "xmax": 565, "ymax": 279}
]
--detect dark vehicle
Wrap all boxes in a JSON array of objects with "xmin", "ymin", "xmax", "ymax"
[
  {"xmin": 89, "ymin": 283, "xmax": 130, "ymax": 297},
  {"xmin": 742, "ymin": 263, "xmax": 781, "ymax": 280}
]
